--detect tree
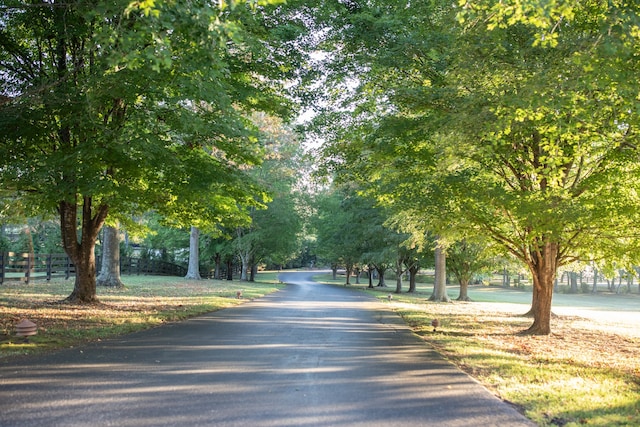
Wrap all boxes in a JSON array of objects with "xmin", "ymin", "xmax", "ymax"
[
  {"xmin": 440, "ymin": 1, "xmax": 640, "ymax": 333},
  {"xmin": 232, "ymin": 113, "xmax": 307, "ymax": 279},
  {"xmin": 312, "ymin": 187, "xmax": 360, "ymax": 283},
  {"xmin": 446, "ymin": 239, "xmax": 496, "ymax": 301},
  {"xmin": 393, "ymin": 246, "xmax": 412, "ymax": 294},
  {"xmin": 430, "ymin": 244, "xmax": 451, "ymax": 302},
  {"xmin": 97, "ymin": 224, "xmax": 124, "ymax": 288},
  {"xmin": 201, "ymin": 235, "xmax": 235, "ymax": 280},
  {"xmin": 313, "ymin": 183, "xmax": 408, "ymax": 287},
  {"xmin": 185, "ymin": 226, "xmax": 202, "ymax": 280},
  {"xmin": 0, "ymin": 0, "xmax": 304, "ymax": 302},
  {"xmin": 309, "ymin": 0, "xmax": 640, "ymax": 335}
]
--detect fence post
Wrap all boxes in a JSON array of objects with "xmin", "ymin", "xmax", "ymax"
[
  {"xmin": 46, "ymin": 254, "xmax": 52, "ymax": 281},
  {"xmin": 0, "ymin": 252, "xmax": 4, "ymax": 285}
]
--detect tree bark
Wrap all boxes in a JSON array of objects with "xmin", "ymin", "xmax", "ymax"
[
  {"xmin": 97, "ymin": 224, "xmax": 124, "ymax": 288},
  {"xmin": 395, "ymin": 257, "xmax": 404, "ymax": 294},
  {"xmin": 523, "ymin": 241, "xmax": 559, "ymax": 335},
  {"xmin": 345, "ymin": 261, "xmax": 353, "ymax": 285},
  {"xmin": 239, "ymin": 249, "xmax": 250, "ymax": 281},
  {"xmin": 569, "ymin": 272, "xmax": 578, "ymax": 293},
  {"xmin": 185, "ymin": 226, "xmax": 201, "ymax": 280},
  {"xmin": 375, "ymin": 265, "xmax": 386, "ymax": 287},
  {"xmin": 249, "ymin": 262, "xmax": 257, "ymax": 282},
  {"xmin": 226, "ymin": 259, "xmax": 233, "ymax": 280},
  {"xmin": 367, "ymin": 264, "xmax": 374, "ymax": 289},
  {"xmin": 429, "ymin": 244, "xmax": 451, "ymax": 302},
  {"xmin": 503, "ymin": 268, "xmax": 510, "ymax": 287},
  {"xmin": 456, "ymin": 278, "xmax": 471, "ymax": 301},
  {"xmin": 407, "ymin": 264, "xmax": 419, "ymax": 293},
  {"xmin": 214, "ymin": 252, "xmax": 221, "ymax": 280},
  {"xmin": 61, "ymin": 197, "xmax": 108, "ymax": 304}
]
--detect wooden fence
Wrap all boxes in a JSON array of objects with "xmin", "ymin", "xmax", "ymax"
[
  {"xmin": 118, "ymin": 257, "xmax": 187, "ymax": 277},
  {"xmin": 0, "ymin": 252, "xmax": 188, "ymax": 284}
]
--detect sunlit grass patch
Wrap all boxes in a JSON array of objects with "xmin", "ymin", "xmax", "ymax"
[
  {"xmin": 316, "ymin": 276, "xmax": 640, "ymax": 427},
  {"xmin": 0, "ymin": 274, "xmax": 284, "ymax": 360},
  {"xmin": 390, "ymin": 295, "xmax": 639, "ymax": 426}
]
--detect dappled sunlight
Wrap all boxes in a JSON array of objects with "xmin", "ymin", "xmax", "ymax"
[
  {"xmin": 1, "ymin": 343, "xmax": 512, "ymax": 426},
  {"xmin": 381, "ymin": 288, "xmax": 640, "ymax": 426},
  {"xmin": 0, "ymin": 277, "xmax": 532, "ymax": 427}
]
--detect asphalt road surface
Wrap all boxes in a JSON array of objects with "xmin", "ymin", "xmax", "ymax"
[{"xmin": 0, "ymin": 271, "xmax": 534, "ymax": 427}]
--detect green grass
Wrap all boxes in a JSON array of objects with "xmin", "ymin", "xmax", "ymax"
[
  {"xmin": 316, "ymin": 273, "xmax": 640, "ymax": 427},
  {"xmin": 0, "ymin": 273, "xmax": 285, "ymax": 360}
]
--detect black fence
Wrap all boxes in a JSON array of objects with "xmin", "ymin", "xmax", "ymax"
[
  {"xmin": 0, "ymin": 252, "xmax": 188, "ymax": 284},
  {"xmin": 118, "ymin": 257, "xmax": 187, "ymax": 277}
]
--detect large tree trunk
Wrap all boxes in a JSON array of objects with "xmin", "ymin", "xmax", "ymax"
[
  {"xmin": 185, "ymin": 226, "xmax": 201, "ymax": 280},
  {"xmin": 456, "ymin": 277, "xmax": 471, "ymax": 301},
  {"xmin": 214, "ymin": 252, "xmax": 221, "ymax": 280},
  {"xmin": 430, "ymin": 244, "xmax": 451, "ymax": 302},
  {"xmin": 376, "ymin": 265, "xmax": 386, "ymax": 287},
  {"xmin": 249, "ymin": 262, "xmax": 257, "ymax": 282},
  {"xmin": 523, "ymin": 241, "xmax": 559, "ymax": 335},
  {"xmin": 97, "ymin": 224, "xmax": 124, "ymax": 288},
  {"xmin": 569, "ymin": 272, "xmax": 579, "ymax": 293},
  {"xmin": 239, "ymin": 249, "xmax": 250, "ymax": 281},
  {"xmin": 61, "ymin": 197, "xmax": 108, "ymax": 304},
  {"xmin": 407, "ymin": 264, "xmax": 419, "ymax": 293},
  {"xmin": 368, "ymin": 264, "xmax": 374, "ymax": 289},
  {"xmin": 226, "ymin": 259, "xmax": 233, "ymax": 280}
]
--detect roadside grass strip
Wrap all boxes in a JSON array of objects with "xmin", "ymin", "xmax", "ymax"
[
  {"xmin": 0, "ymin": 274, "xmax": 285, "ymax": 360},
  {"xmin": 318, "ymin": 275, "xmax": 640, "ymax": 427}
]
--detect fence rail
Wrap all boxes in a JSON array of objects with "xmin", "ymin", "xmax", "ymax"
[
  {"xmin": 119, "ymin": 257, "xmax": 188, "ymax": 277},
  {"xmin": 0, "ymin": 252, "xmax": 188, "ymax": 284}
]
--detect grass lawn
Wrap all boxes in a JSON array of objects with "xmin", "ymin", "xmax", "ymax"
[
  {"xmin": 0, "ymin": 272, "xmax": 285, "ymax": 360},
  {"xmin": 316, "ymin": 273, "xmax": 640, "ymax": 427}
]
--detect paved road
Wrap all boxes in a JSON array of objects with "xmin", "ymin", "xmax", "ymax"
[{"xmin": 0, "ymin": 272, "xmax": 534, "ymax": 427}]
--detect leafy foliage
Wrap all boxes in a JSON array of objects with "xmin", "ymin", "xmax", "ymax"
[
  {"xmin": 0, "ymin": 0, "xmax": 308, "ymax": 301},
  {"xmin": 310, "ymin": 0, "xmax": 640, "ymax": 333},
  {"xmin": 233, "ymin": 113, "xmax": 308, "ymax": 274}
]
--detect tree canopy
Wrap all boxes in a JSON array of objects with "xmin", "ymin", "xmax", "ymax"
[
  {"xmin": 0, "ymin": 0, "xmax": 307, "ymax": 302},
  {"xmin": 2, "ymin": 0, "xmax": 640, "ymax": 338},
  {"xmin": 309, "ymin": 0, "xmax": 640, "ymax": 334}
]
